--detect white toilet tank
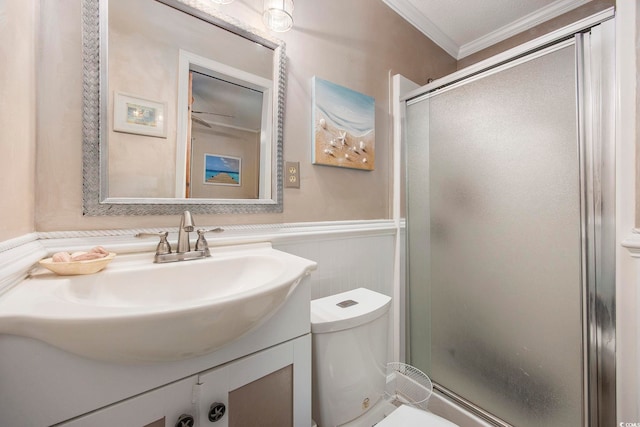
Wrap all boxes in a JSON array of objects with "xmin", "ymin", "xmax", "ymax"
[{"xmin": 311, "ymin": 288, "xmax": 392, "ymax": 427}]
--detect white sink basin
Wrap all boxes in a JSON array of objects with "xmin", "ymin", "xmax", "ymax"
[{"xmin": 0, "ymin": 243, "xmax": 316, "ymax": 363}]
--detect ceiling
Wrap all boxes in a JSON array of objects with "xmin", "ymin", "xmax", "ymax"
[
  {"xmin": 381, "ymin": 0, "xmax": 590, "ymax": 59},
  {"xmin": 191, "ymin": 72, "xmax": 263, "ymax": 132}
]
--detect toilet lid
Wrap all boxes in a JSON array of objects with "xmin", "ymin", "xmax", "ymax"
[{"xmin": 375, "ymin": 405, "xmax": 459, "ymax": 427}]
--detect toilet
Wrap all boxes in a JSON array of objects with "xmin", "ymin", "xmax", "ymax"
[{"xmin": 310, "ymin": 288, "xmax": 458, "ymax": 427}]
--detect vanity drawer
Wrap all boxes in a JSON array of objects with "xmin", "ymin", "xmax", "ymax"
[{"xmin": 58, "ymin": 376, "xmax": 198, "ymax": 427}]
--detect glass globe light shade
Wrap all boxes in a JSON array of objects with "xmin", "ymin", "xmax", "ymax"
[{"xmin": 263, "ymin": 0, "xmax": 294, "ymax": 32}]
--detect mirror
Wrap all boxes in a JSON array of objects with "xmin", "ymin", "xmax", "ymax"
[{"xmin": 82, "ymin": 0, "xmax": 285, "ymax": 215}]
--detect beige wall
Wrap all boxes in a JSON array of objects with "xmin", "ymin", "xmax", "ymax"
[
  {"xmin": 33, "ymin": 0, "xmax": 456, "ymax": 232},
  {"xmin": 0, "ymin": 0, "xmax": 37, "ymax": 241},
  {"xmin": 457, "ymin": 0, "xmax": 615, "ymax": 69}
]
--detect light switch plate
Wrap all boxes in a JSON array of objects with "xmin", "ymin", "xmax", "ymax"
[{"xmin": 285, "ymin": 161, "xmax": 300, "ymax": 188}]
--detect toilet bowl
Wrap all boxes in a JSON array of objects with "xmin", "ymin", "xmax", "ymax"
[
  {"xmin": 311, "ymin": 288, "xmax": 458, "ymax": 427},
  {"xmin": 375, "ymin": 404, "xmax": 458, "ymax": 427}
]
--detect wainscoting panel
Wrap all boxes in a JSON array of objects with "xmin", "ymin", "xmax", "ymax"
[{"xmin": 275, "ymin": 233, "xmax": 395, "ymax": 301}]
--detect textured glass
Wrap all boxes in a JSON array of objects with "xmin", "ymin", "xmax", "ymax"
[
  {"xmin": 406, "ymin": 97, "xmax": 432, "ymax": 374},
  {"xmin": 406, "ymin": 45, "xmax": 583, "ymax": 426}
]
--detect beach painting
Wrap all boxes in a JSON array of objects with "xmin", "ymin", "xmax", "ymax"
[
  {"xmin": 312, "ymin": 77, "xmax": 375, "ymax": 171},
  {"xmin": 203, "ymin": 154, "xmax": 241, "ymax": 186}
]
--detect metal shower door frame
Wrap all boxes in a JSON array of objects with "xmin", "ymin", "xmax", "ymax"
[
  {"xmin": 403, "ymin": 13, "xmax": 616, "ymax": 427},
  {"xmin": 576, "ymin": 22, "xmax": 616, "ymax": 427}
]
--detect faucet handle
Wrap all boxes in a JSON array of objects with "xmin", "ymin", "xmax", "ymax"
[
  {"xmin": 195, "ymin": 228, "xmax": 224, "ymax": 256},
  {"xmin": 135, "ymin": 231, "xmax": 172, "ymax": 255},
  {"xmin": 199, "ymin": 228, "xmax": 224, "ymax": 234}
]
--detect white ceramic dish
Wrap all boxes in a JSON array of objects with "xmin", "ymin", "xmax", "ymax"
[{"xmin": 38, "ymin": 253, "xmax": 117, "ymax": 276}]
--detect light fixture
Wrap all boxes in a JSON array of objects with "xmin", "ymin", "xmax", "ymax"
[
  {"xmin": 263, "ymin": 0, "xmax": 294, "ymax": 32},
  {"xmin": 210, "ymin": 0, "xmax": 235, "ymax": 4}
]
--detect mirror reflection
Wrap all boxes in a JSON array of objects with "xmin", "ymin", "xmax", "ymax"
[
  {"xmin": 107, "ymin": 0, "xmax": 274, "ymax": 200},
  {"xmin": 188, "ymin": 72, "xmax": 264, "ymax": 199},
  {"xmin": 81, "ymin": 0, "xmax": 285, "ymax": 215}
]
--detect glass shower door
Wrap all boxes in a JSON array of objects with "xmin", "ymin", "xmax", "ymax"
[{"xmin": 405, "ymin": 42, "xmax": 584, "ymax": 427}]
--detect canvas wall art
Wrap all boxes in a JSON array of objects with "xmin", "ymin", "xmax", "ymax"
[{"xmin": 312, "ymin": 77, "xmax": 375, "ymax": 171}]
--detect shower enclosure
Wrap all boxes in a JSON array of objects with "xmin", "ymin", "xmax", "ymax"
[{"xmin": 404, "ymin": 17, "xmax": 615, "ymax": 427}]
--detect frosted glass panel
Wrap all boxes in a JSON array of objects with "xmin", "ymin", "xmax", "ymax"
[{"xmin": 406, "ymin": 45, "xmax": 582, "ymax": 426}]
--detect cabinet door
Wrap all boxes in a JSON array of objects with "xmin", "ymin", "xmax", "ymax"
[
  {"xmin": 59, "ymin": 376, "xmax": 198, "ymax": 427},
  {"xmin": 197, "ymin": 335, "xmax": 311, "ymax": 427}
]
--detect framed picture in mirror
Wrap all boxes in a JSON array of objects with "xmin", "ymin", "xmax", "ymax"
[
  {"xmin": 204, "ymin": 154, "xmax": 241, "ymax": 187},
  {"xmin": 113, "ymin": 92, "xmax": 167, "ymax": 138}
]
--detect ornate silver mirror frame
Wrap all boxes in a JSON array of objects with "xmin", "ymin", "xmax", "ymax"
[{"xmin": 82, "ymin": 0, "xmax": 285, "ymax": 215}]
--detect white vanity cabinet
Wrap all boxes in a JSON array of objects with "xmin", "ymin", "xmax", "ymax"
[
  {"xmin": 0, "ymin": 269, "xmax": 313, "ymax": 426},
  {"xmin": 59, "ymin": 336, "xmax": 311, "ymax": 427}
]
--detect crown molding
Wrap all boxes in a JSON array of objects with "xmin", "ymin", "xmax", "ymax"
[
  {"xmin": 383, "ymin": 0, "xmax": 589, "ymax": 60},
  {"xmin": 401, "ymin": 7, "xmax": 614, "ymax": 103},
  {"xmin": 381, "ymin": 0, "xmax": 459, "ymax": 58},
  {"xmin": 458, "ymin": 0, "xmax": 590, "ymax": 59}
]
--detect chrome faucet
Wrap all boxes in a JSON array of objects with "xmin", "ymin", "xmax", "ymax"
[
  {"xmin": 177, "ymin": 210, "xmax": 195, "ymax": 253},
  {"xmin": 135, "ymin": 210, "xmax": 223, "ymax": 263}
]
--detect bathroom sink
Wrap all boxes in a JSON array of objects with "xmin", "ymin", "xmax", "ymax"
[{"xmin": 0, "ymin": 243, "xmax": 316, "ymax": 363}]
